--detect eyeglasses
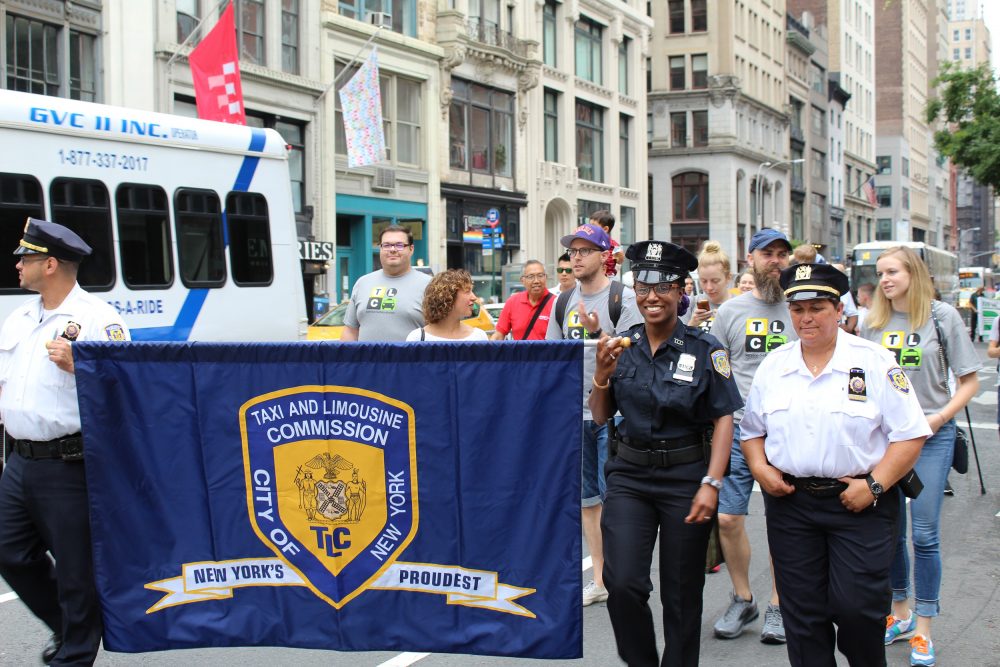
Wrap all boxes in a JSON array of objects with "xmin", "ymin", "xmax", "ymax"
[
  {"xmin": 379, "ymin": 242, "xmax": 411, "ymax": 251},
  {"xmin": 17, "ymin": 256, "xmax": 50, "ymax": 265},
  {"xmin": 566, "ymin": 247, "xmax": 602, "ymax": 258},
  {"xmin": 556, "ymin": 267, "xmax": 573, "ymax": 274},
  {"xmin": 634, "ymin": 283, "xmax": 679, "ymax": 297},
  {"xmin": 522, "ymin": 273, "xmax": 546, "ymax": 281}
]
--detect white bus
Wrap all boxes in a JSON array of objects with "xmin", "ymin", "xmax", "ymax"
[
  {"xmin": 0, "ymin": 90, "xmax": 306, "ymax": 341},
  {"xmin": 850, "ymin": 241, "xmax": 958, "ymax": 305}
]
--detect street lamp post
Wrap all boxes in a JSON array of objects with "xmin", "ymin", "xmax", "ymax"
[
  {"xmin": 755, "ymin": 159, "xmax": 805, "ymax": 232},
  {"xmin": 959, "ymin": 227, "xmax": 980, "ymax": 267}
]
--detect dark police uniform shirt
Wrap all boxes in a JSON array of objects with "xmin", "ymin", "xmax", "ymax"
[{"xmin": 609, "ymin": 322, "xmax": 743, "ymax": 443}]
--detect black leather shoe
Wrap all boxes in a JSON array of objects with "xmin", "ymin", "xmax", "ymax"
[{"xmin": 41, "ymin": 634, "xmax": 62, "ymax": 664}]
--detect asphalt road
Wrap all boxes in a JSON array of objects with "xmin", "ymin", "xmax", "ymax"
[{"xmin": 2, "ymin": 343, "xmax": 999, "ymax": 666}]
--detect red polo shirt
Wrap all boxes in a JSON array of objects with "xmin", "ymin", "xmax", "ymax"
[{"xmin": 495, "ymin": 290, "xmax": 555, "ymax": 340}]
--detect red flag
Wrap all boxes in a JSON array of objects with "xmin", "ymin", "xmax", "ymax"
[{"xmin": 189, "ymin": 2, "xmax": 246, "ymax": 124}]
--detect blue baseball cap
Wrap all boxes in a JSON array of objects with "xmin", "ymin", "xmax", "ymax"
[
  {"xmin": 748, "ymin": 228, "xmax": 792, "ymax": 253},
  {"xmin": 560, "ymin": 223, "xmax": 611, "ymax": 251}
]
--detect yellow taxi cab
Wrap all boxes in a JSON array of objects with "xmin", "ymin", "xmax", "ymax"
[{"xmin": 307, "ymin": 300, "xmax": 495, "ymax": 340}]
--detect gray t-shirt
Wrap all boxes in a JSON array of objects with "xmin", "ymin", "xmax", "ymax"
[
  {"xmin": 343, "ymin": 269, "xmax": 431, "ymax": 342},
  {"xmin": 859, "ymin": 301, "xmax": 981, "ymax": 415},
  {"xmin": 545, "ymin": 282, "xmax": 643, "ymax": 420},
  {"xmin": 712, "ymin": 291, "xmax": 798, "ymax": 424}
]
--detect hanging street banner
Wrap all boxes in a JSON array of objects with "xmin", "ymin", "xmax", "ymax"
[{"xmin": 74, "ymin": 342, "xmax": 582, "ymax": 658}]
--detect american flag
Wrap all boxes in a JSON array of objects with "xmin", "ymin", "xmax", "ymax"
[{"xmin": 861, "ymin": 175, "xmax": 878, "ymax": 206}]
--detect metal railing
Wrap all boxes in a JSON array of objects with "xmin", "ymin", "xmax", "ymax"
[{"xmin": 465, "ymin": 19, "xmax": 529, "ymax": 58}]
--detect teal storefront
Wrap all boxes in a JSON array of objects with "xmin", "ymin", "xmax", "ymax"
[{"xmin": 334, "ymin": 194, "xmax": 428, "ymax": 303}]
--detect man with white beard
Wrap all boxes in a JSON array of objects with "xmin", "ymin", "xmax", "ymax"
[{"xmin": 709, "ymin": 228, "xmax": 796, "ymax": 645}]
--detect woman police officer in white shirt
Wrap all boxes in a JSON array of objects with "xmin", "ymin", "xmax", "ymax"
[{"xmin": 739, "ymin": 263, "xmax": 930, "ymax": 667}]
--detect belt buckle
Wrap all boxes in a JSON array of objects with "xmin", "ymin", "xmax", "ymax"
[{"xmin": 60, "ymin": 438, "xmax": 84, "ymax": 462}]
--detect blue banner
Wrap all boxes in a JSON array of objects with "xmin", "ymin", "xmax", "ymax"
[{"xmin": 73, "ymin": 342, "xmax": 583, "ymax": 658}]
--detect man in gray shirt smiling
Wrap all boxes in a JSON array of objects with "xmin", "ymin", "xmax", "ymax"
[{"xmin": 342, "ymin": 225, "xmax": 431, "ymax": 342}]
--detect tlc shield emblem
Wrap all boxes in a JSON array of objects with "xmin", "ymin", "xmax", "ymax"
[{"xmin": 240, "ymin": 386, "xmax": 418, "ymax": 608}]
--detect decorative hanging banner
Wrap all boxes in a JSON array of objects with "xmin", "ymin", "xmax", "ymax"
[
  {"xmin": 74, "ymin": 342, "xmax": 582, "ymax": 659},
  {"xmin": 339, "ymin": 48, "xmax": 386, "ymax": 168}
]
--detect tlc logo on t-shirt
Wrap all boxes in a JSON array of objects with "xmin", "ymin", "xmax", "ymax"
[
  {"xmin": 744, "ymin": 318, "xmax": 787, "ymax": 353},
  {"xmin": 367, "ymin": 287, "xmax": 398, "ymax": 312},
  {"xmin": 881, "ymin": 331, "xmax": 923, "ymax": 368},
  {"xmin": 566, "ymin": 310, "xmax": 591, "ymax": 340}
]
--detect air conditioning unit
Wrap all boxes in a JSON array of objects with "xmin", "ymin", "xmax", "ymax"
[
  {"xmin": 372, "ymin": 167, "xmax": 396, "ymax": 191},
  {"xmin": 369, "ymin": 12, "xmax": 392, "ymax": 28}
]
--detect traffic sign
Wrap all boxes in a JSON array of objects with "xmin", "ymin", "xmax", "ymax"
[{"xmin": 486, "ymin": 208, "xmax": 500, "ymax": 227}]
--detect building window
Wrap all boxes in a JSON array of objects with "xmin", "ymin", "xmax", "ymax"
[
  {"xmin": 543, "ymin": 1, "xmax": 557, "ymax": 67},
  {"xmin": 811, "ymin": 63, "xmax": 825, "ymax": 93},
  {"xmin": 177, "ymin": 0, "xmax": 200, "ymax": 43},
  {"xmin": 575, "ymin": 18, "xmax": 603, "ymax": 85},
  {"xmin": 876, "ymin": 218, "xmax": 892, "ymax": 240},
  {"xmin": 619, "ymin": 114, "xmax": 631, "ymax": 187},
  {"xmin": 449, "ymin": 79, "xmax": 512, "ymax": 176},
  {"xmin": 668, "ymin": 0, "xmax": 685, "ymax": 33},
  {"xmin": 811, "ymin": 105, "xmax": 826, "ymax": 137},
  {"xmin": 673, "ymin": 172, "xmax": 708, "ymax": 221},
  {"xmin": 669, "ymin": 55, "xmax": 685, "ymax": 90},
  {"xmin": 692, "ymin": 110, "xmax": 708, "ymax": 147},
  {"xmin": 691, "ymin": 0, "xmax": 707, "ymax": 31},
  {"xmin": 618, "ymin": 37, "xmax": 630, "ymax": 96},
  {"xmin": 876, "ymin": 155, "xmax": 891, "ymax": 174},
  {"xmin": 902, "ymin": 157, "xmax": 909, "ymax": 177},
  {"xmin": 902, "ymin": 187, "xmax": 909, "ymax": 209},
  {"xmin": 811, "ymin": 193, "xmax": 825, "ymax": 224},
  {"xmin": 953, "ymin": 49, "xmax": 960, "ymax": 61},
  {"xmin": 338, "ymin": 1, "xmax": 417, "ymax": 37},
  {"xmin": 792, "ymin": 200, "xmax": 804, "ymax": 239},
  {"xmin": 237, "ymin": 0, "xmax": 265, "ymax": 65},
  {"xmin": 691, "ymin": 54, "xmax": 708, "ymax": 89},
  {"xmin": 812, "ymin": 150, "xmax": 826, "ymax": 180},
  {"xmin": 336, "ymin": 62, "xmax": 422, "ymax": 168},
  {"xmin": 281, "ymin": 0, "xmax": 299, "ymax": 74},
  {"xmin": 620, "ymin": 206, "xmax": 636, "ymax": 252},
  {"xmin": 965, "ymin": 28, "xmax": 972, "ymax": 39},
  {"xmin": 876, "ymin": 186, "xmax": 892, "ymax": 208},
  {"xmin": 965, "ymin": 47, "xmax": 972, "ymax": 59},
  {"xmin": 575, "ymin": 100, "xmax": 604, "ymax": 182},
  {"xmin": 671, "ymin": 112, "xmax": 687, "ymax": 147},
  {"xmin": 953, "ymin": 29, "xmax": 959, "ymax": 41},
  {"xmin": 5, "ymin": 13, "xmax": 99, "ymax": 101},
  {"xmin": 242, "ymin": 107, "xmax": 308, "ymax": 214},
  {"xmin": 544, "ymin": 89, "xmax": 559, "ymax": 162}
]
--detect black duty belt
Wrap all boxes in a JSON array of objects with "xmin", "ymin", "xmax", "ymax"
[
  {"xmin": 617, "ymin": 441, "xmax": 705, "ymax": 468},
  {"xmin": 12, "ymin": 434, "xmax": 84, "ymax": 461},
  {"xmin": 781, "ymin": 473, "xmax": 865, "ymax": 498}
]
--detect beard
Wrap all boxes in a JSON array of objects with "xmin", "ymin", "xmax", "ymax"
[{"xmin": 752, "ymin": 266, "xmax": 785, "ymax": 304}]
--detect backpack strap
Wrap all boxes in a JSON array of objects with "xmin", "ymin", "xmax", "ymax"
[
  {"xmin": 609, "ymin": 279, "xmax": 624, "ymax": 330},
  {"xmin": 420, "ymin": 327, "xmax": 425, "ymax": 341},
  {"xmin": 554, "ymin": 288, "xmax": 574, "ymax": 332}
]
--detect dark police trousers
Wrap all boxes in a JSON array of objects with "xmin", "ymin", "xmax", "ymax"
[
  {"xmin": 763, "ymin": 486, "xmax": 901, "ymax": 667},
  {"xmin": 0, "ymin": 453, "xmax": 102, "ymax": 665},
  {"xmin": 602, "ymin": 458, "xmax": 711, "ymax": 667}
]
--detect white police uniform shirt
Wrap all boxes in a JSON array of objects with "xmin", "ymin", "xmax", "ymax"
[
  {"xmin": 741, "ymin": 329, "xmax": 931, "ymax": 478},
  {"xmin": 0, "ymin": 284, "xmax": 130, "ymax": 441}
]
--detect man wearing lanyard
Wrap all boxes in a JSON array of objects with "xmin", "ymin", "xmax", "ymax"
[{"xmin": 0, "ymin": 219, "xmax": 130, "ymax": 665}]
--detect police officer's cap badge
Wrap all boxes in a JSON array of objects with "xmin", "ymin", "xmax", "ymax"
[
  {"xmin": 887, "ymin": 367, "xmax": 910, "ymax": 394},
  {"xmin": 711, "ymin": 349, "xmax": 731, "ymax": 378},
  {"xmin": 645, "ymin": 243, "xmax": 663, "ymax": 262},
  {"xmin": 795, "ymin": 264, "xmax": 812, "ymax": 281}
]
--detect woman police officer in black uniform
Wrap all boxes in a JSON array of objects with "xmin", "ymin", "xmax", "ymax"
[{"xmin": 590, "ymin": 241, "xmax": 743, "ymax": 667}]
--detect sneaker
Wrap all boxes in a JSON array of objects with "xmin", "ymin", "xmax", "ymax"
[
  {"xmin": 943, "ymin": 480, "xmax": 954, "ymax": 496},
  {"xmin": 885, "ymin": 613, "xmax": 916, "ymax": 645},
  {"xmin": 582, "ymin": 580, "xmax": 608, "ymax": 606},
  {"xmin": 714, "ymin": 593, "xmax": 759, "ymax": 638},
  {"xmin": 760, "ymin": 604, "xmax": 786, "ymax": 644},
  {"xmin": 910, "ymin": 634, "xmax": 935, "ymax": 666}
]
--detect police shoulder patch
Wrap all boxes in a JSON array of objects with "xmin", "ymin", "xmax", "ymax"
[
  {"xmin": 711, "ymin": 349, "xmax": 731, "ymax": 378},
  {"xmin": 887, "ymin": 367, "xmax": 910, "ymax": 394},
  {"xmin": 105, "ymin": 324, "xmax": 126, "ymax": 341}
]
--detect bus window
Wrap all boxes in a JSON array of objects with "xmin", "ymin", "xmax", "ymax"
[
  {"xmin": 116, "ymin": 184, "xmax": 173, "ymax": 289},
  {"xmin": 225, "ymin": 192, "xmax": 273, "ymax": 286},
  {"xmin": 0, "ymin": 172, "xmax": 45, "ymax": 290},
  {"xmin": 50, "ymin": 178, "xmax": 114, "ymax": 290},
  {"xmin": 174, "ymin": 188, "xmax": 226, "ymax": 288}
]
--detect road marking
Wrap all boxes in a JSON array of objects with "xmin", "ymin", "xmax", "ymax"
[
  {"xmin": 0, "ymin": 592, "xmax": 17, "ymax": 604},
  {"xmin": 971, "ymin": 393, "xmax": 997, "ymax": 406},
  {"xmin": 968, "ymin": 422, "xmax": 998, "ymax": 431},
  {"xmin": 582, "ymin": 555, "xmax": 593, "ymax": 572}
]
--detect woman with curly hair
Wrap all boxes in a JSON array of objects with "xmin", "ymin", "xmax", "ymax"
[{"xmin": 405, "ymin": 269, "xmax": 488, "ymax": 341}]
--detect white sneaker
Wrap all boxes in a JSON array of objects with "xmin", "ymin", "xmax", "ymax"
[{"xmin": 582, "ymin": 580, "xmax": 608, "ymax": 606}]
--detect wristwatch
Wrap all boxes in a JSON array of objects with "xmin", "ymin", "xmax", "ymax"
[
  {"xmin": 866, "ymin": 474, "xmax": 884, "ymax": 505},
  {"xmin": 701, "ymin": 475, "xmax": 723, "ymax": 491},
  {"xmin": 589, "ymin": 328, "xmax": 603, "ymax": 339}
]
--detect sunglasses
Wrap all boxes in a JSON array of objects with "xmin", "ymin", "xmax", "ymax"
[{"xmin": 556, "ymin": 267, "xmax": 573, "ymax": 274}]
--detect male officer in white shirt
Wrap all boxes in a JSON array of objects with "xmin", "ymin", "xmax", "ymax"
[{"xmin": 0, "ymin": 218, "xmax": 130, "ymax": 665}]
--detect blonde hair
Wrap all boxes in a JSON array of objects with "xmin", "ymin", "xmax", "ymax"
[
  {"xmin": 697, "ymin": 240, "xmax": 732, "ymax": 278},
  {"xmin": 792, "ymin": 244, "xmax": 817, "ymax": 264},
  {"xmin": 422, "ymin": 269, "xmax": 473, "ymax": 324},
  {"xmin": 866, "ymin": 246, "xmax": 934, "ymax": 330}
]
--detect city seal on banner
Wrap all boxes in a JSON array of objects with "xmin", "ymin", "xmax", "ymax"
[{"xmin": 240, "ymin": 385, "xmax": 418, "ymax": 609}]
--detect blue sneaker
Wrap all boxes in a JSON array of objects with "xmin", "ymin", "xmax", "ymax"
[
  {"xmin": 885, "ymin": 613, "xmax": 916, "ymax": 645},
  {"xmin": 909, "ymin": 634, "xmax": 935, "ymax": 666}
]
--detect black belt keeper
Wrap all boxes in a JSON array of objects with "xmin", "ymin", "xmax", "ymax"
[
  {"xmin": 13, "ymin": 434, "xmax": 84, "ymax": 461},
  {"xmin": 616, "ymin": 442, "xmax": 706, "ymax": 468}
]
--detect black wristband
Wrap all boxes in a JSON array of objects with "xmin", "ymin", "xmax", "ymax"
[{"xmin": 589, "ymin": 328, "xmax": 602, "ymax": 338}]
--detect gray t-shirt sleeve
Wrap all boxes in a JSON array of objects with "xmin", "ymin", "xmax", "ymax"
[
  {"xmin": 343, "ymin": 280, "xmax": 363, "ymax": 329},
  {"xmin": 939, "ymin": 302, "xmax": 981, "ymax": 377},
  {"xmin": 615, "ymin": 287, "xmax": 643, "ymax": 334}
]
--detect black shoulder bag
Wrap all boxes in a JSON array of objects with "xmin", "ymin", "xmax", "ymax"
[
  {"xmin": 520, "ymin": 293, "xmax": 553, "ymax": 340},
  {"xmin": 929, "ymin": 302, "xmax": 969, "ymax": 474}
]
